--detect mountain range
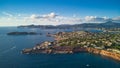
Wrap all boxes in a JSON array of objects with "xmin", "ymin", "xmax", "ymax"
[{"xmin": 18, "ymin": 21, "xmax": 120, "ymax": 29}]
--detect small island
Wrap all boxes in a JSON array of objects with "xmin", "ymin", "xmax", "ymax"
[
  {"xmin": 22, "ymin": 31, "xmax": 120, "ymax": 61},
  {"xmin": 7, "ymin": 32, "xmax": 39, "ymax": 35}
]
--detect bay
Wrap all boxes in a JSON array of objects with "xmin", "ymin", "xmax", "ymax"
[{"xmin": 0, "ymin": 27, "xmax": 120, "ymax": 68}]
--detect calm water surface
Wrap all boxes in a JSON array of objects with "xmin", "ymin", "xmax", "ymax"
[{"xmin": 0, "ymin": 27, "xmax": 120, "ymax": 68}]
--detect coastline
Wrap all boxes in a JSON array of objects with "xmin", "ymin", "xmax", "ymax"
[
  {"xmin": 22, "ymin": 47, "xmax": 120, "ymax": 61},
  {"xmin": 22, "ymin": 31, "xmax": 120, "ymax": 61},
  {"xmin": 87, "ymin": 48, "xmax": 120, "ymax": 61}
]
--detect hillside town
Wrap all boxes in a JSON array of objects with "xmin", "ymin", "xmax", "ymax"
[{"xmin": 22, "ymin": 31, "xmax": 120, "ymax": 61}]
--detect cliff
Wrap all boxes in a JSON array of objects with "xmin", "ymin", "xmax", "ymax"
[
  {"xmin": 22, "ymin": 46, "xmax": 120, "ymax": 61},
  {"xmin": 100, "ymin": 50, "xmax": 120, "ymax": 61},
  {"xmin": 87, "ymin": 48, "xmax": 120, "ymax": 61}
]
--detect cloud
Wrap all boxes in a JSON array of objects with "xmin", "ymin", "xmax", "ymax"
[
  {"xmin": 28, "ymin": 12, "xmax": 82, "ymax": 25},
  {"xmin": 112, "ymin": 16, "xmax": 120, "ymax": 20},
  {"xmin": 30, "ymin": 12, "xmax": 58, "ymax": 19},
  {"xmin": 112, "ymin": 16, "xmax": 120, "ymax": 22},
  {"xmin": 43, "ymin": 12, "xmax": 57, "ymax": 18},
  {"xmin": 0, "ymin": 12, "xmax": 120, "ymax": 26},
  {"xmin": 18, "ymin": 14, "xmax": 21, "ymax": 16},
  {"xmin": 56, "ymin": 17, "xmax": 82, "ymax": 24},
  {"xmin": 2, "ymin": 12, "xmax": 13, "ymax": 17},
  {"xmin": 30, "ymin": 14, "xmax": 41, "ymax": 19},
  {"xmin": 84, "ymin": 16, "xmax": 110, "ymax": 23}
]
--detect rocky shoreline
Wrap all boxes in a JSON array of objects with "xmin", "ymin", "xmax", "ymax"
[
  {"xmin": 22, "ymin": 44, "xmax": 120, "ymax": 61},
  {"xmin": 22, "ymin": 31, "xmax": 120, "ymax": 61},
  {"xmin": 22, "ymin": 46, "xmax": 87, "ymax": 54},
  {"xmin": 87, "ymin": 48, "xmax": 120, "ymax": 61}
]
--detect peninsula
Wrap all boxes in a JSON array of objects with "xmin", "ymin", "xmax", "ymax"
[{"xmin": 22, "ymin": 31, "xmax": 120, "ymax": 61}]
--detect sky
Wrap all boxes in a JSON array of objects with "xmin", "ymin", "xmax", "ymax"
[{"xmin": 0, "ymin": 0, "xmax": 120, "ymax": 26}]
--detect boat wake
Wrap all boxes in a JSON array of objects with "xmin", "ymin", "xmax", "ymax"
[
  {"xmin": 1, "ymin": 46, "xmax": 16, "ymax": 54},
  {"xmin": 10, "ymin": 46, "xmax": 16, "ymax": 50}
]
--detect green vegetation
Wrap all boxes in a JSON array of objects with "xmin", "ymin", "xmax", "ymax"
[{"xmin": 56, "ymin": 31, "xmax": 120, "ymax": 51}]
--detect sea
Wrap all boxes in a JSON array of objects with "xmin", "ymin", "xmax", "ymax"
[{"xmin": 0, "ymin": 27, "xmax": 120, "ymax": 68}]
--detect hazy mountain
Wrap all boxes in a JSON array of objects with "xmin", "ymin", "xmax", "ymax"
[{"xmin": 18, "ymin": 21, "xmax": 120, "ymax": 29}]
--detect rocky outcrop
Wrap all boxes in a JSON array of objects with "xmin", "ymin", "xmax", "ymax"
[
  {"xmin": 87, "ymin": 48, "xmax": 101, "ymax": 54},
  {"xmin": 22, "ymin": 46, "xmax": 73, "ymax": 54},
  {"xmin": 100, "ymin": 50, "xmax": 120, "ymax": 61},
  {"xmin": 22, "ymin": 46, "xmax": 120, "ymax": 61},
  {"xmin": 72, "ymin": 47, "xmax": 88, "ymax": 53},
  {"xmin": 87, "ymin": 48, "xmax": 120, "ymax": 61}
]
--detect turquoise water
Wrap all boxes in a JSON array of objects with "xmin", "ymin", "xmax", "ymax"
[{"xmin": 0, "ymin": 27, "xmax": 120, "ymax": 68}]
